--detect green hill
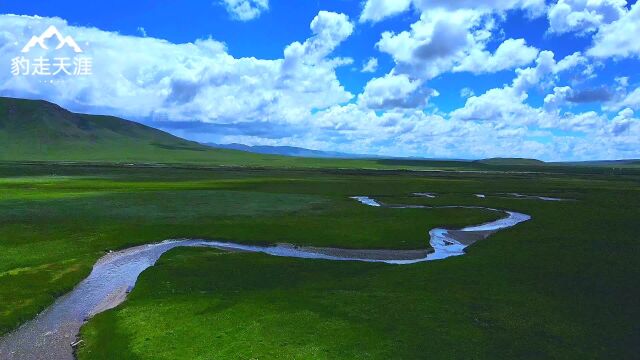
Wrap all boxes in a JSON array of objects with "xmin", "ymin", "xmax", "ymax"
[
  {"xmin": 476, "ymin": 157, "xmax": 546, "ymax": 166},
  {"xmin": 558, "ymin": 159, "xmax": 640, "ymax": 167},
  {"xmin": 0, "ymin": 97, "xmax": 489, "ymax": 170},
  {"xmin": 4, "ymin": 97, "xmax": 632, "ymax": 173},
  {"xmin": 0, "ymin": 97, "xmax": 301, "ymax": 165}
]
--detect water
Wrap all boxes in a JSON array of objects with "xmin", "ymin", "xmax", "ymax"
[
  {"xmin": 0, "ymin": 196, "xmax": 531, "ymax": 360},
  {"xmin": 413, "ymin": 192, "xmax": 436, "ymax": 198},
  {"xmin": 350, "ymin": 196, "xmax": 531, "ymax": 263},
  {"xmin": 505, "ymin": 193, "xmax": 567, "ymax": 201}
]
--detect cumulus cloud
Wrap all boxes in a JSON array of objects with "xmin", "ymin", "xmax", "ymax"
[
  {"xmin": 544, "ymin": 86, "xmax": 574, "ymax": 111},
  {"xmin": 609, "ymin": 108, "xmax": 636, "ymax": 135},
  {"xmin": 360, "ymin": 0, "xmax": 412, "ymax": 23},
  {"xmin": 220, "ymin": 0, "xmax": 269, "ymax": 21},
  {"xmin": 547, "ymin": 0, "xmax": 627, "ymax": 34},
  {"xmin": 358, "ymin": 73, "xmax": 435, "ymax": 109},
  {"xmin": 363, "ymin": 0, "xmax": 546, "ymax": 18},
  {"xmin": 545, "ymin": 86, "xmax": 614, "ymax": 111},
  {"xmin": 358, "ymin": 0, "xmax": 545, "ymax": 24},
  {"xmin": 412, "ymin": 0, "xmax": 546, "ymax": 13},
  {"xmin": 454, "ymin": 38, "xmax": 539, "ymax": 74},
  {"xmin": 283, "ymin": 11, "xmax": 354, "ymax": 67},
  {"xmin": 376, "ymin": 10, "xmax": 482, "ymax": 79},
  {"xmin": 308, "ymin": 103, "xmax": 556, "ymax": 160},
  {"xmin": 0, "ymin": 13, "xmax": 353, "ymax": 126},
  {"xmin": 615, "ymin": 76, "xmax": 629, "ymax": 88},
  {"xmin": 606, "ymin": 87, "xmax": 640, "ymax": 111},
  {"xmin": 361, "ymin": 57, "xmax": 379, "ymax": 73},
  {"xmin": 451, "ymin": 51, "xmax": 587, "ymax": 123},
  {"xmin": 567, "ymin": 87, "xmax": 612, "ymax": 103},
  {"xmin": 0, "ymin": 10, "xmax": 638, "ymax": 161},
  {"xmin": 377, "ymin": 10, "xmax": 541, "ymax": 81},
  {"xmin": 460, "ymin": 87, "xmax": 475, "ymax": 98},
  {"xmin": 588, "ymin": 2, "xmax": 640, "ymax": 58}
]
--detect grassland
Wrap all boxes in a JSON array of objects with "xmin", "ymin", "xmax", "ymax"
[
  {"xmin": 80, "ymin": 169, "xmax": 640, "ymax": 359},
  {"xmin": 0, "ymin": 162, "xmax": 638, "ymax": 359},
  {"xmin": 0, "ymin": 163, "xmax": 502, "ymax": 336}
]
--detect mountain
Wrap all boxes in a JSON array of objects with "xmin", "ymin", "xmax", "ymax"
[
  {"xmin": 3, "ymin": 96, "xmax": 633, "ymax": 171},
  {"xmin": 558, "ymin": 159, "xmax": 640, "ymax": 167},
  {"xmin": 476, "ymin": 158, "xmax": 547, "ymax": 166},
  {"xmin": 0, "ymin": 96, "xmax": 282, "ymax": 164},
  {"xmin": 0, "ymin": 97, "xmax": 479, "ymax": 169},
  {"xmin": 0, "ymin": 97, "xmax": 405, "ymax": 168},
  {"xmin": 207, "ymin": 143, "xmax": 373, "ymax": 159}
]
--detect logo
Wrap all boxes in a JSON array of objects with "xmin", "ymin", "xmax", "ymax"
[
  {"xmin": 11, "ymin": 25, "xmax": 92, "ymax": 78},
  {"xmin": 21, "ymin": 25, "xmax": 83, "ymax": 53}
]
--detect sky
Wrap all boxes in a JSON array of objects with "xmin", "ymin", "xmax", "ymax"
[{"xmin": 0, "ymin": 0, "xmax": 639, "ymax": 161}]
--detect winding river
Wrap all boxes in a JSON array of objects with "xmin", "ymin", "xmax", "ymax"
[{"xmin": 0, "ymin": 195, "xmax": 531, "ymax": 360}]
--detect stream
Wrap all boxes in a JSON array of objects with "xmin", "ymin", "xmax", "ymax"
[{"xmin": 0, "ymin": 195, "xmax": 531, "ymax": 360}]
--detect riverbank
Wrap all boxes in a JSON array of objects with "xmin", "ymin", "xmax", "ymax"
[{"xmin": 0, "ymin": 196, "xmax": 529, "ymax": 360}]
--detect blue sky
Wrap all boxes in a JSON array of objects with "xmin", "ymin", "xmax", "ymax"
[{"xmin": 0, "ymin": 0, "xmax": 639, "ymax": 160}]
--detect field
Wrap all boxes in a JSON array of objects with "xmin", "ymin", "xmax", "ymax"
[{"xmin": 0, "ymin": 162, "xmax": 638, "ymax": 359}]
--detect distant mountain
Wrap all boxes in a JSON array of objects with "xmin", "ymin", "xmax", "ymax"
[
  {"xmin": 207, "ymin": 143, "xmax": 373, "ymax": 159},
  {"xmin": 3, "ymin": 96, "xmax": 633, "ymax": 170},
  {"xmin": 0, "ymin": 96, "xmax": 280, "ymax": 164},
  {"xmin": 476, "ymin": 158, "xmax": 640, "ymax": 168},
  {"xmin": 558, "ymin": 159, "xmax": 640, "ymax": 167},
  {"xmin": 476, "ymin": 158, "xmax": 547, "ymax": 166}
]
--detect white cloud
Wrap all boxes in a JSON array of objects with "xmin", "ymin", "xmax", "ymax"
[
  {"xmin": 0, "ymin": 11, "xmax": 638, "ymax": 161},
  {"xmin": 618, "ymin": 88, "xmax": 640, "ymax": 110},
  {"xmin": 411, "ymin": 0, "xmax": 545, "ymax": 14},
  {"xmin": 609, "ymin": 108, "xmax": 638, "ymax": 136},
  {"xmin": 451, "ymin": 51, "xmax": 587, "ymax": 124},
  {"xmin": 361, "ymin": 0, "xmax": 547, "ymax": 19},
  {"xmin": 606, "ymin": 87, "xmax": 640, "ymax": 111},
  {"xmin": 454, "ymin": 38, "xmax": 539, "ymax": 74},
  {"xmin": 358, "ymin": 73, "xmax": 434, "ymax": 109},
  {"xmin": 360, "ymin": 0, "xmax": 412, "ymax": 23},
  {"xmin": 588, "ymin": 2, "xmax": 640, "ymax": 58},
  {"xmin": 361, "ymin": 57, "xmax": 379, "ymax": 73},
  {"xmin": 0, "ymin": 13, "xmax": 353, "ymax": 125},
  {"xmin": 544, "ymin": 85, "xmax": 613, "ymax": 111},
  {"xmin": 377, "ymin": 9, "xmax": 482, "ymax": 80},
  {"xmin": 615, "ymin": 76, "xmax": 629, "ymax": 88},
  {"xmin": 283, "ymin": 11, "xmax": 353, "ymax": 66},
  {"xmin": 377, "ymin": 10, "xmax": 541, "ymax": 81},
  {"xmin": 544, "ymin": 86, "xmax": 573, "ymax": 111},
  {"xmin": 460, "ymin": 87, "xmax": 475, "ymax": 98},
  {"xmin": 221, "ymin": 0, "xmax": 269, "ymax": 21},
  {"xmin": 547, "ymin": 0, "xmax": 627, "ymax": 34}
]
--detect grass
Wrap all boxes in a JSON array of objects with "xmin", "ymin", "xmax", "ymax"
[
  {"xmin": 0, "ymin": 162, "xmax": 638, "ymax": 359},
  {"xmin": 0, "ymin": 163, "xmax": 500, "ymax": 335},
  {"xmin": 71, "ymin": 164, "xmax": 639, "ymax": 359}
]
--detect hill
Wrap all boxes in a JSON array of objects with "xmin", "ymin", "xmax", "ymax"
[
  {"xmin": 2, "ymin": 97, "xmax": 635, "ymax": 173},
  {"xmin": 558, "ymin": 159, "xmax": 640, "ymax": 167},
  {"xmin": 0, "ymin": 97, "xmax": 480, "ymax": 170},
  {"xmin": 207, "ymin": 143, "xmax": 373, "ymax": 159},
  {"xmin": 0, "ymin": 97, "xmax": 292, "ymax": 165},
  {"xmin": 476, "ymin": 158, "xmax": 546, "ymax": 166}
]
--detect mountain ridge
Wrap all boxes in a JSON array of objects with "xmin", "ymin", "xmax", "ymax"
[
  {"xmin": 206, "ymin": 143, "xmax": 375, "ymax": 159},
  {"xmin": 1, "ymin": 96, "xmax": 637, "ymax": 169}
]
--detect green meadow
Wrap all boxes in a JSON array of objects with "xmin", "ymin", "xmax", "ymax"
[
  {"xmin": 0, "ymin": 162, "xmax": 638, "ymax": 359},
  {"xmin": 0, "ymin": 163, "xmax": 499, "ymax": 335}
]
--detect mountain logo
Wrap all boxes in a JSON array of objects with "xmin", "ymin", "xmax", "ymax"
[{"xmin": 21, "ymin": 25, "xmax": 83, "ymax": 53}]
